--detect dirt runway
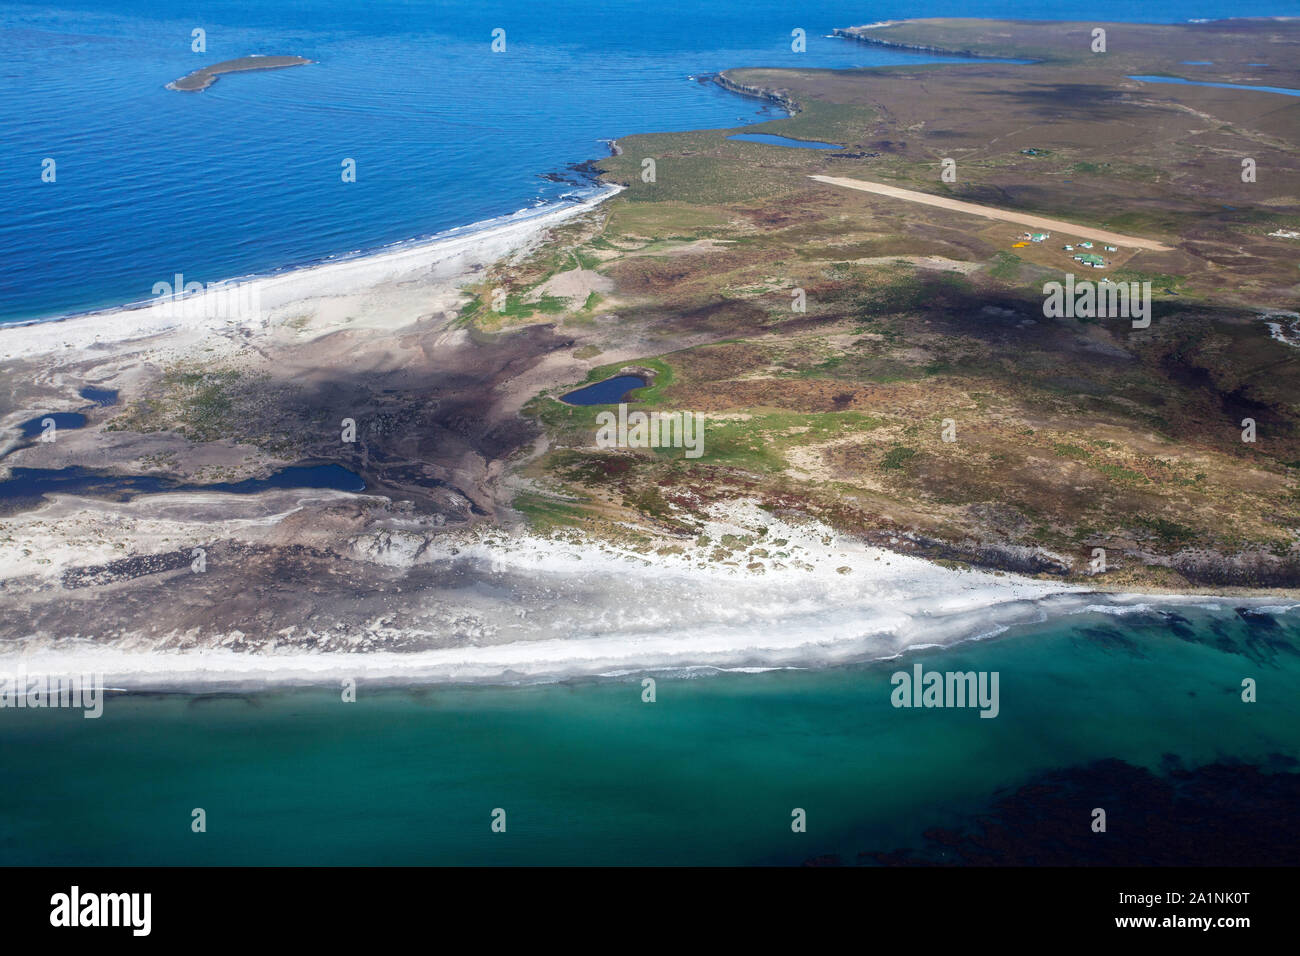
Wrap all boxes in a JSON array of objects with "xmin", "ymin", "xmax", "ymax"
[{"xmin": 810, "ymin": 175, "xmax": 1175, "ymax": 252}]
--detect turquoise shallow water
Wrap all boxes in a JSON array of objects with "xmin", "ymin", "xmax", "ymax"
[{"xmin": 2, "ymin": 605, "xmax": 1296, "ymax": 865}]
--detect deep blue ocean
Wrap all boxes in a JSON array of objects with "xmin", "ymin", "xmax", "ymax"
[{"xmin": 1, "ymin": 0, "xmax": 1292, "ymax": 323}]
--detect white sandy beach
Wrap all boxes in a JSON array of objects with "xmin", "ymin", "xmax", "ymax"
[
  {"xmin": 0, "ymin": 494, "xmax": 1247, "ymax": 689},
  {"xmin": 0, "ymin": 186, "xmax": 623, "ymax": 362}
]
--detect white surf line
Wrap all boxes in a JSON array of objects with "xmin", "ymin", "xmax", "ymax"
[{"xmin": 809, "ymin": 175, "xmax": 1174, "ymax": 252}]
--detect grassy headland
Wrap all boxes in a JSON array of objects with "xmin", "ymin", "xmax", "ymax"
[{"xmin": 462, "ymin": 18, "xmax": 1300, "ymax": 589}]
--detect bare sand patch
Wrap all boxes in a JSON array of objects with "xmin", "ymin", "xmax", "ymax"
[{"xmin": 528, "ymin": 267, "xmax": 614, "ymax": 305}]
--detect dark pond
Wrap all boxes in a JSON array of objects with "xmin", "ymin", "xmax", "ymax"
[
  {"xmin": 79, "ymin": 387, "xmax": 119, "ymax": 406},
  {"xmin": 727, "ymin": 132, "xmax": 843, "ymax": 149},
  {"xmin": 560, "ymin": 375, "xmax": 648, "ymax": 406},
  {"xmin": 0, "ymin": 463, "xmax": 365, "ymax": 503},
  {"xmin": 18, "ymin": 412, "xmax": 87, "ymax": 438}
]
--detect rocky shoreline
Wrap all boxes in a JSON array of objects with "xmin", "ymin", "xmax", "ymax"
[
  {"xmin": 830, "ymin": 26, "xmax": 1018, "ymax": 60},
  {"xmin": 711, "ymin": 71, "xmax": 802, "ymax": 115}
]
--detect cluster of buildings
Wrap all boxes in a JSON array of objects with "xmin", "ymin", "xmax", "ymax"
[
  {"xmin": 1060, "ymin": 239, "xmax": 1119, "ymax": 269},
  {"xmin": 1013, "ymin": 231, "xmax": 1122, "ymax": 270}
]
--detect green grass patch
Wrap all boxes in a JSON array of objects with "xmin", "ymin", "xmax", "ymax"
[
  {"xmin": 534, "ymin": 295, "xmax": 568, "ymax": 314},
  {"xmin": 1134, "ymin": 514, "xmax": 1197, "ymax": 545},
  {"xmin": 1052, "ymin": 442, "xmax": 1091, "ymax": 459},
  {"xmin": 881, "ymin": 444, "xmax": 917, "ymax": 470},
  {"xmin": 511, "ymin": 491, "xmax": 589, "ymax": 529},
  {"xmin": 989, "ymin": 251, "xmax": 1022, "ymax": 281},
  {"xmin": 1097, "ymin": 462, "xmax": 1150, "ymax": 484},
  {"xmin": 693, "ymin": 410, "xmax": 883, "ymax": 472}
]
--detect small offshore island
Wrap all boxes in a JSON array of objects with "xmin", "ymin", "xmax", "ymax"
[{"xmin": 167, "ymin": 55, "xmax": 312, "ymax": 92}]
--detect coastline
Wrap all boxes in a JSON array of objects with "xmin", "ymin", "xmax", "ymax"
[
  {"xmin": 0, "ymin": 496, "xmax": 1283, "ymax": 691},
  {"xmin": 7, "ymin": 6, "xmax": 1300, "ymax": 881},
  {"xmin": 4, "ymin": 17, "xmax": 1298, "ymax": 691},
  {"xmin": 1, "ymin": 586, "xmax": 1278, "ymax": 693},
  {"xmin": 0, "ymin": 185, "xmax": 622, "ymax": 361},
  {"xmin": 831, "ymin": 25, "xmax": 1025, "ymax": 60}
]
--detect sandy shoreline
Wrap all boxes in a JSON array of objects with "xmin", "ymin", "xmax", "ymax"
[
  {"xmin": 0, "ymin": 186, "xmax": 622, "ymax": 362},
  {"xmin": 0, "ymin": 584, "xmax": 1269, "ymax": 692},
  {"xmin": 0, "ymin": 497, "xmax": 1277, "ymax": 690}
]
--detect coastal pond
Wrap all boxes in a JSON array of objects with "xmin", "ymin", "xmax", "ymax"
[
  {"xmin": 79, "ymin": 387, "xmax": 120, "ymax": 406},
  {"xmin": 727, "ymin": 133, "xmax": 843, "ymax": 150},
  {"xmin": 18, "ymin": 412, "xmax": 87, "ymax": 437},
  {"xmin": 15, "ymin": 390, "xmax": 117, "ymax": 438},
  {"xmin": 1129, "ymin": 75, "xmax": 1300, "ymax": 97},
  {"xmin": 560, "ymin": 374, "xmax": 648, "ymax": 406},
  {"xmin": 0, "ymin": 463, "xmax": 365, "ymax": 504}
]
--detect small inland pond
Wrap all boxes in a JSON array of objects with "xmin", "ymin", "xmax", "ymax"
[
  {"xmin": 560, "ymin": 374, "xmax": 649, "ymax": 406},
  {"xmin": 727, "ymin": 132, "xmax": 844, "ymax": 149}
]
